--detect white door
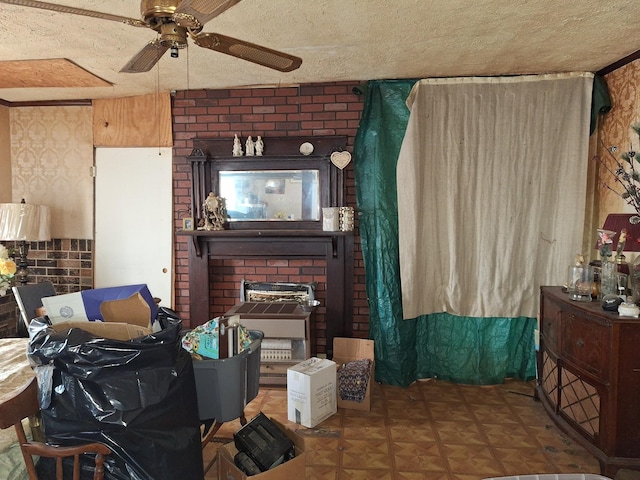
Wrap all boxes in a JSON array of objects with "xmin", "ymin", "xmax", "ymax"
[{"xmin": 94, "ymin": 147, "xmax": 173, "ymax": 307}]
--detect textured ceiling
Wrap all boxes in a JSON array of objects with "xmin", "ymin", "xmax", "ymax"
[{"xmin": 0, "ymin": 0, "xmax": 639, "ymax": 103}]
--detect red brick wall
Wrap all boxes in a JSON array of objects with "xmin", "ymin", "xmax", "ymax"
[
  {"xmin": 0, "ymin": 238, "xmax": 93, "ymax": 338},
  {"xmin": 171, "ymin": 82, "xmax": 369, "ymax": 355}
]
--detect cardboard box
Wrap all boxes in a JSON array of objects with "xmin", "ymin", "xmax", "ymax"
[
  {"xmin": 218, "ymin": 417, "xmax": 306, "ymax": 480},
  {"xmin": 51, "ymin": 321, "xmax": 151, "ymax": 341},
  {"xmin": 287, "ymin": 357, "xmax": 337, "ymax": 428},
  {"xmin": 42, "ymin": 284, "xmax": 157, "ymax": 327},
  {"xmin": 99, "ymin": 293, "xmax": 151, "ymax": 327},
  {"xmin": 333, "ymin": 337, "xmax": 375, "ymax": 411}
]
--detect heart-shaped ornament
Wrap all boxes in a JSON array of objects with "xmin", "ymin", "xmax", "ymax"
[{"xmin": 330, "ymin": 151, "xmax": 352, "ymax": 169}]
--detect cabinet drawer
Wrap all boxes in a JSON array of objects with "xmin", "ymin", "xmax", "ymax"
[
  {"xmin": 562, "ymin": 314, "xmax": 610, "ymax": 381},
  {"xmin": 541, "ymin": 298, "xmax": 561, "ymax": 352}
]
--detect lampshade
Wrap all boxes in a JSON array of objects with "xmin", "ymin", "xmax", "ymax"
[
  {"xmin": 37, "ymin": 205, "xmax": 51, "ymax": 242},
  {"xmin": 600, "ymin": 213, "xmax": 640, "ymax": 252},
  {"xmin": 0, "ymin": 202, "xmax": 51, "ymax": 242}
]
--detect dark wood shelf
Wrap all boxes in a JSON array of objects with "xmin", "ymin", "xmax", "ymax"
[
  {"xmin": 177, "ymin": 229, "xmax": 353, "ymax": 237},
  {"xmin": 183, "ymin": 136, "xmax": 354, "ymax": 357}
]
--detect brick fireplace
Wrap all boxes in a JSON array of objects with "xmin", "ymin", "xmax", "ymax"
[{"xmin": 171, "ymin": 82, "xmax": 370, "ymax": 356}]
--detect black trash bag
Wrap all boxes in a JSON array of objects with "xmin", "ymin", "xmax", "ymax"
[{"xmin": 27, "ymin": 318, "xmax": 204, "ymax": 480}]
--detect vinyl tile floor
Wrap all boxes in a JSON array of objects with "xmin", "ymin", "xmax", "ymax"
[{"xmin": 202, "ymin": 378, "xmax": 601, "ymax": 480}]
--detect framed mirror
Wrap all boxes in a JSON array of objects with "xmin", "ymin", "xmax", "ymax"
[
  {"xmin": 220, "ymin": 169, "xmax": 320, "ymax": 221},
  {"xmin": 211, "ymin": 156, "xmax": 331, "ymax": 230}
]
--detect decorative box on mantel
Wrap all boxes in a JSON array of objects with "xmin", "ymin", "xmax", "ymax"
[{"xmin": 179, "ymin": 136, "xmax": 355, "ymax": 357}]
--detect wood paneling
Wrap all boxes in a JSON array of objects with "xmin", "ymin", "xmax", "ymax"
[
  {"xmin": 93, "ymin": 92, "xmax": 172, "ymax": 147},
  {"xmin": 0, "ymin": 59, "xmax": 111, "ymax": 89}
]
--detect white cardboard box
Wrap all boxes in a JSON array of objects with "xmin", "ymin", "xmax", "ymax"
[{"xmin": 287, "ymin": 357, "xmax": 337, "ymax": 428}]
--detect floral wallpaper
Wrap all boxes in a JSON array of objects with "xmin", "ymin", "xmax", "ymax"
[
  {"xmin": 0, "ymin": 107, "xmax": 10, "ymax": 202},
  {"xmin": 598, "ymin": 60, "xmax": 640, "ymax": 223},
  {"xmin": 10, "ymin": 106, "xmax": 94, "ymax": 239}
]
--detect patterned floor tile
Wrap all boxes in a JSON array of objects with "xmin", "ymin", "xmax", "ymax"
[
  {"xmin": 305, "ymin": 465, "xmax": 337, "ymax": 480},
  {"xmin": 396, "ymin": 471, "xmax": 451, "ymax": 480},
  {"xmin": 458, "ymin": 385, "xmax": 508, "ymax": 405},
  {"xmin": 428, "ymin": 402, "xmax": 476, "ymax": 422},
  {"xmin": 467, "ymin": 404, "xmax": 521, "ymax": 424},
  {"xmin": 304, "ymin": 437, "xmax": 342, "ymax": 466},
  {"xmin": 388, "ymin": 418, "xmax": 438, "ymax": 442},
  {"xmin": 339, "ymin": 468, "xmax": 393, "ymax": 480},
  {"xmin": 201, "ymin": 380, "xmax": 604, "ymax": 479},
  {"xmin": 492, "ymin": 446, "xmax": 558, "ymax": 475},
  {"xmin": 341, "ymin": 438, "xmax": 392, "ymax": 469},
  {"xmin": 385, "ymin": 398, "xmax": 430, "ymax": 420},
  {"xmin": 392, "ymin": 440, "xmax": 448, "ymax": 471},
  {"xmin": 342, "ymin": 423, "xmax": 388, "ymax": 440},
  {"xmin": 479, "ymin": 422, "xmax": 542, "ymax": 448},
  {"xmin": 439, "ymin": 443, "xmax": 504, "ymax": 476},
  {"xmin": 433, "ymin": 420, "xmax": 488, "ymax": 445}
]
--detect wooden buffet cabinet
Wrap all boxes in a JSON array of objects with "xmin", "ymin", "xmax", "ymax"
[{"xmin": 537, "ymin": 286, "xmax": 640, "ymax": 477}]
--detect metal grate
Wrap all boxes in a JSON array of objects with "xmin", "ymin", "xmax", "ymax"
[
  {"xmin": 240, "ymin": 280, "xmax": 316, "ymax": 304},
  {"xmin": 233, "ymin": 302, "xmax": 300, "ymax": 315}
]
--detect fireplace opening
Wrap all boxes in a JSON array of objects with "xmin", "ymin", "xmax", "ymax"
[{"xmin": 240, "ymin": 280, "xmax": 316, "ymax": 305}]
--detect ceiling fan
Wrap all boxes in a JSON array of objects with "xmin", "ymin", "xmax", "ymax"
[{"xmin": 0, "ymin": 0, "xmax": 303, "ymax": 73}]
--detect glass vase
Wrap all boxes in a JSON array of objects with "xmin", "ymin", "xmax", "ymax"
[{"xmin": 599, "ymin": 259, "xmax": 617, "ymax": 299}]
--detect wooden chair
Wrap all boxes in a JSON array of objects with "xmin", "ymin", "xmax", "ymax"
[{"xmin": 0, "ymin": 375, "xmax": 111, "ymax": 480}]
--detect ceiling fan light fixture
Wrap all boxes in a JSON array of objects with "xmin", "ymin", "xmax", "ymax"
[
  {"xmin": 140, "ymin": 0, "xmax": 179, "ymax": 28},
  {"xmin": 173, "ymin": 12, "xmax": 201, "ymax": 30},
  {"xmin": 159, "ymin": 22, "xmax": 187, "ymax": 49}
]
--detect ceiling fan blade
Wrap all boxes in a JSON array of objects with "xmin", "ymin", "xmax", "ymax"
[
  {"xmin": 0, "ymin": 0, "xmax": 146, "ymax": 27},
  {"xmin": 174, "ymin": 0, "xmax": 242, "ymax": 28},
  {"xmin": 120, "ymin": 40, "xmax": 169, "ymax": 73},
  {"xmin": 192, "ymin": 32, "xmax": 302, "ymax": 72}
]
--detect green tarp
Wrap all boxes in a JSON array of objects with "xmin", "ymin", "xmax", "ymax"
[{"xmin": 352, "ymin": 80, "xmax": 537, "ymax": 387}]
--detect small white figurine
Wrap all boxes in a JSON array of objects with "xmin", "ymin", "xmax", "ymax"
[
  {"xmin": 232, "ymin": 134, "xmax": 243, "ymax": 157},
  {"xmin": 245, "ymin": 136, "xmax": 255, "ymax": 156},
  {"xmin": 255, "ymin": 136, "xmax": 264, "ymax": 156}
]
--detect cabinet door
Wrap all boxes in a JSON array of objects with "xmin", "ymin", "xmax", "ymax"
[
  {"xmin": 540, "ymin": 350, "xmax": 559, "ymax": 409},
  {"xmin": 541, "ymin": 297, "xmax": 562, "ymax": 354},
  {"xmin": 559, "ymin": 367, "xmax": 600, "ymax": 439}
]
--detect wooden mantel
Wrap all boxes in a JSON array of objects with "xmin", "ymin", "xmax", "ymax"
[
  {"xmin": 182, "ymin": 229, "xmax": 354, "ymax": 357},
  {"xmin": 182, "ymin": 135, "xmax": 354, "ymax": 357}
]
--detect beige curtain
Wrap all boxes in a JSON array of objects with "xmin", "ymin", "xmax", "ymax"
[{"xmin": 397, "ymin": 73, "xmax": 593, "ymax": 319}]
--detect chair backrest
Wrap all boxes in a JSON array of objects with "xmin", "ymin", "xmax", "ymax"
[
  {"xmin": 12, "ymin": 282, "xmax": 56, "ymax": 337},
  {"xmin": 0, "ymin": 376, "xmax": 111, "ymax": 480}
]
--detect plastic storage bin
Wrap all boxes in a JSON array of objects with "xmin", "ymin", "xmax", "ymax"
[{"xmin": 191, "ymin": 330, "xmax": 263, "ymax": 422}]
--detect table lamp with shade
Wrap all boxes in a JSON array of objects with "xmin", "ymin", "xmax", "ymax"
[{"xmin": 0, "ymin": 200, "xmax": 51, "ymax": 285}]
